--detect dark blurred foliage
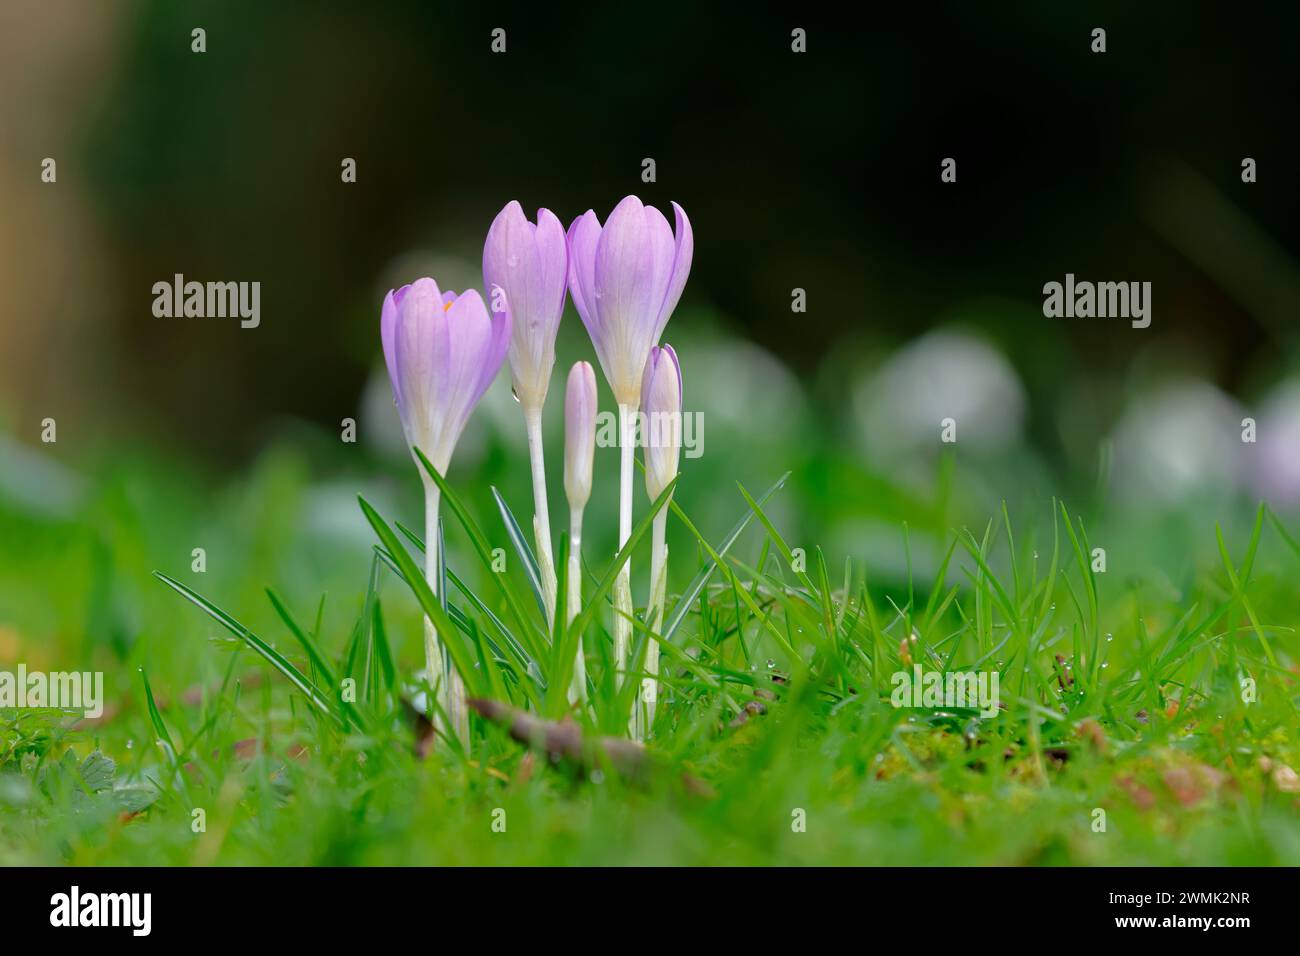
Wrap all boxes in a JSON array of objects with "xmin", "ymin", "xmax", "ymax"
[{"xmin": 83, "ymin": 0, "xmax": 1300, "ymax": 457}]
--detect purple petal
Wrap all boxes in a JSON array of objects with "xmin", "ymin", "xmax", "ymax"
[
  {"xmin": 655, "ymin": 202, "xmax": 693, "ymax": 336},
  {"xmin": 442, "ymin": 288, "xmax": 493, "ymax": 419},
  {"xmin": 566, "ymin": 210, "xmax": 601, "ymax": 330},
  {"xmin": 664, "ymin": 343, "xmax": 682, "ymax": 407},
  {"xmin": 535, "ymin": 207, "xmax": 568, "ymax": 328},
  {"xmin": 483, "ymin": 201, "xmax": 534, "ymax": 320},
  {"xmin": 594, "ymin": 197, "xmax": 656, "ymax": 343},
  {"xmin": 381, "ymin": 288, "xmax": 402, "ymax": 402},
  {"xmin": 394, "ymin": 278, "xmax": 445, "ymax": 435},
  {"xmin": 483, "ymin": 201, "xmax": 525, "ymax": 305},
  {"xmin": 642, "ymin": 205, "xmax": 677, "ymax": 325}
]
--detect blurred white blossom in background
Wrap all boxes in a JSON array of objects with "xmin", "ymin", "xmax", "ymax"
[
  {"xmin": 1109, "ymin": 380, "xmax": 1243, "ymax": 505},
  {"xmin": 1251, "ymin": 377, "xmax": 1300, "ymax": 509},
  {"xmin": 852, "ymin": 328, "xmax": 1026, "ymax": 459}
]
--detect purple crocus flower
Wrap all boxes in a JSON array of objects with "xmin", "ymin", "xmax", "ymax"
[
  {"xmin": 379, "ymin": 275, "xmax": 509, "ymax": 746},
  {"xmin": 636, "ymin": 343, "xmax": 682, "ymax": 740},
  {"xmin": 483, "ymin": 202, "xmax": 568, "ymax": 625},
  {"xmin": 482, "ymin": 201, "xmax": 568, "ymax": 411},
  {"xmin": 640, "ymin": 344, "xmax": 682, "ymax": 503},
  {"xmin": 562, "ymin": 360, "xmax": 598, "ymax": 706},
  {"xmin": 567, "ymin": 195, "xmax": 693, "ymax": 406},
  {"xmin": 568, "ymin": 196, "xmax": 692, "ymax": 696},
  {"xmin": 380, "ymin": 277, "xmax": 510, "ymax": 474},
  {"xmin": 564, "ymin": 360, "xmax": 598, "ymax": 513}
]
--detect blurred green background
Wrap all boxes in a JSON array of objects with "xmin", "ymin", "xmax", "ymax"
[{"xmin": 2, "ymin": 0, "xmax": 1299, "ymax": 691}]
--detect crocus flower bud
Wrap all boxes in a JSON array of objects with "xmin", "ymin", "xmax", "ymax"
[
  {"xmin": 483, "ymin": 202, "xmax": 568, "ymax": 411},
  {"xmin": 380, "ymin": 277, "xmax": 511, "ymax": 474},
  {"xmin": 564, "ymin": 361, "xmax": 598, "ymax": 512},
  {"xmin": 641, "ymin": 344, "xmax": 681, "ymax": 502},
  {"xmin": 567, "ymin": 196, "xmax": 692, "ymax": 406}
]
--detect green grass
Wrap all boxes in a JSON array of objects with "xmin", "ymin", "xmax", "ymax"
[{"xmin": 2, "ymin": 442, "xmax": 1300, "ymax": 866}]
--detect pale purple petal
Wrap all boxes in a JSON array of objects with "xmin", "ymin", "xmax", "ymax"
[
  {"xmin": 566, "ymin": 209, "xmax": 601, "ymax": 330},
  {"xmin": 640, "ymin": 343, "xmax": 681, "ymax": 414},
  {"xmin": 535, "ymin": 207, "xmax": 568, "ymax": 332},
  {"xmin": 642, "ymin": 205, "xmax": 676, "ymax": 326},
  {"xmin": 594, "ymin": 196, "xmax": 656, "ymax": 342},
  {"xmin": 564, "ymin": 360, "xmax": 598, "ymax": 509},
  {"xmin": 655, "ymin": 202, "xmax": 693, "ymax": 336},
  {"xmin": 442, "ymin": 288, "xmax": 494, "ymax": 433},
  {"xmin": 381, "ymin": 288, "xmax": 402, "ymax": 401},
  {"xmin": 395, "ymin": 277, "xmax": 444, "ymax": 432},
  {"xmin": 641, "ymin": 342, "xmax": 682, "ymax": 501},
  {"xmin": 482, "ymin": 200, "xmax": 524, "ymax": 316},
  {"xmin": 483, "ymin": 201, "xmax": 541, "ymax": 325}
]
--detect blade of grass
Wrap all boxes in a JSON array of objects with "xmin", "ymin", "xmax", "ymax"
[
  {"xmin": 491, "ymin": 486, "xmax": 546, "ymax": 618},
  {"xmin": 153, "ymin": 571, "xmax": 341, "ymax": 725},
  {"xmin": 662, "ymin": 471, "xmax": 790, "ymax": 642},
  {"xmin": 413, "ymin": 448, "xmax": 546, "ymax": 659},
  {"xmin": 358, "ymin": 495, "xmax": 488, "ymax": 699}
]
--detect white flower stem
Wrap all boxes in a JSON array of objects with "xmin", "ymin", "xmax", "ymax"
[
  {"xmin": 567, "ymin": 507, "xmax": 586, "ymax": 707},
  {"xmin": 614, "ymin": 402, "xmax": 637, "ymax": 687},
  {"xmin": 634, "ymin": 507, "xmax": 670, "ymax": 740},
  {"xmin": 524, "ymin": 406, "xmax": 558, "ymax": 629},
  {"xmin": 423, "ymin": 480, "xmax": 467, "ymax": 747}
]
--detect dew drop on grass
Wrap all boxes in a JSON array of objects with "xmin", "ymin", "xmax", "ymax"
[{"xmin": 765, "ymin": 659, "xmax": 776, "ymax": 670}]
